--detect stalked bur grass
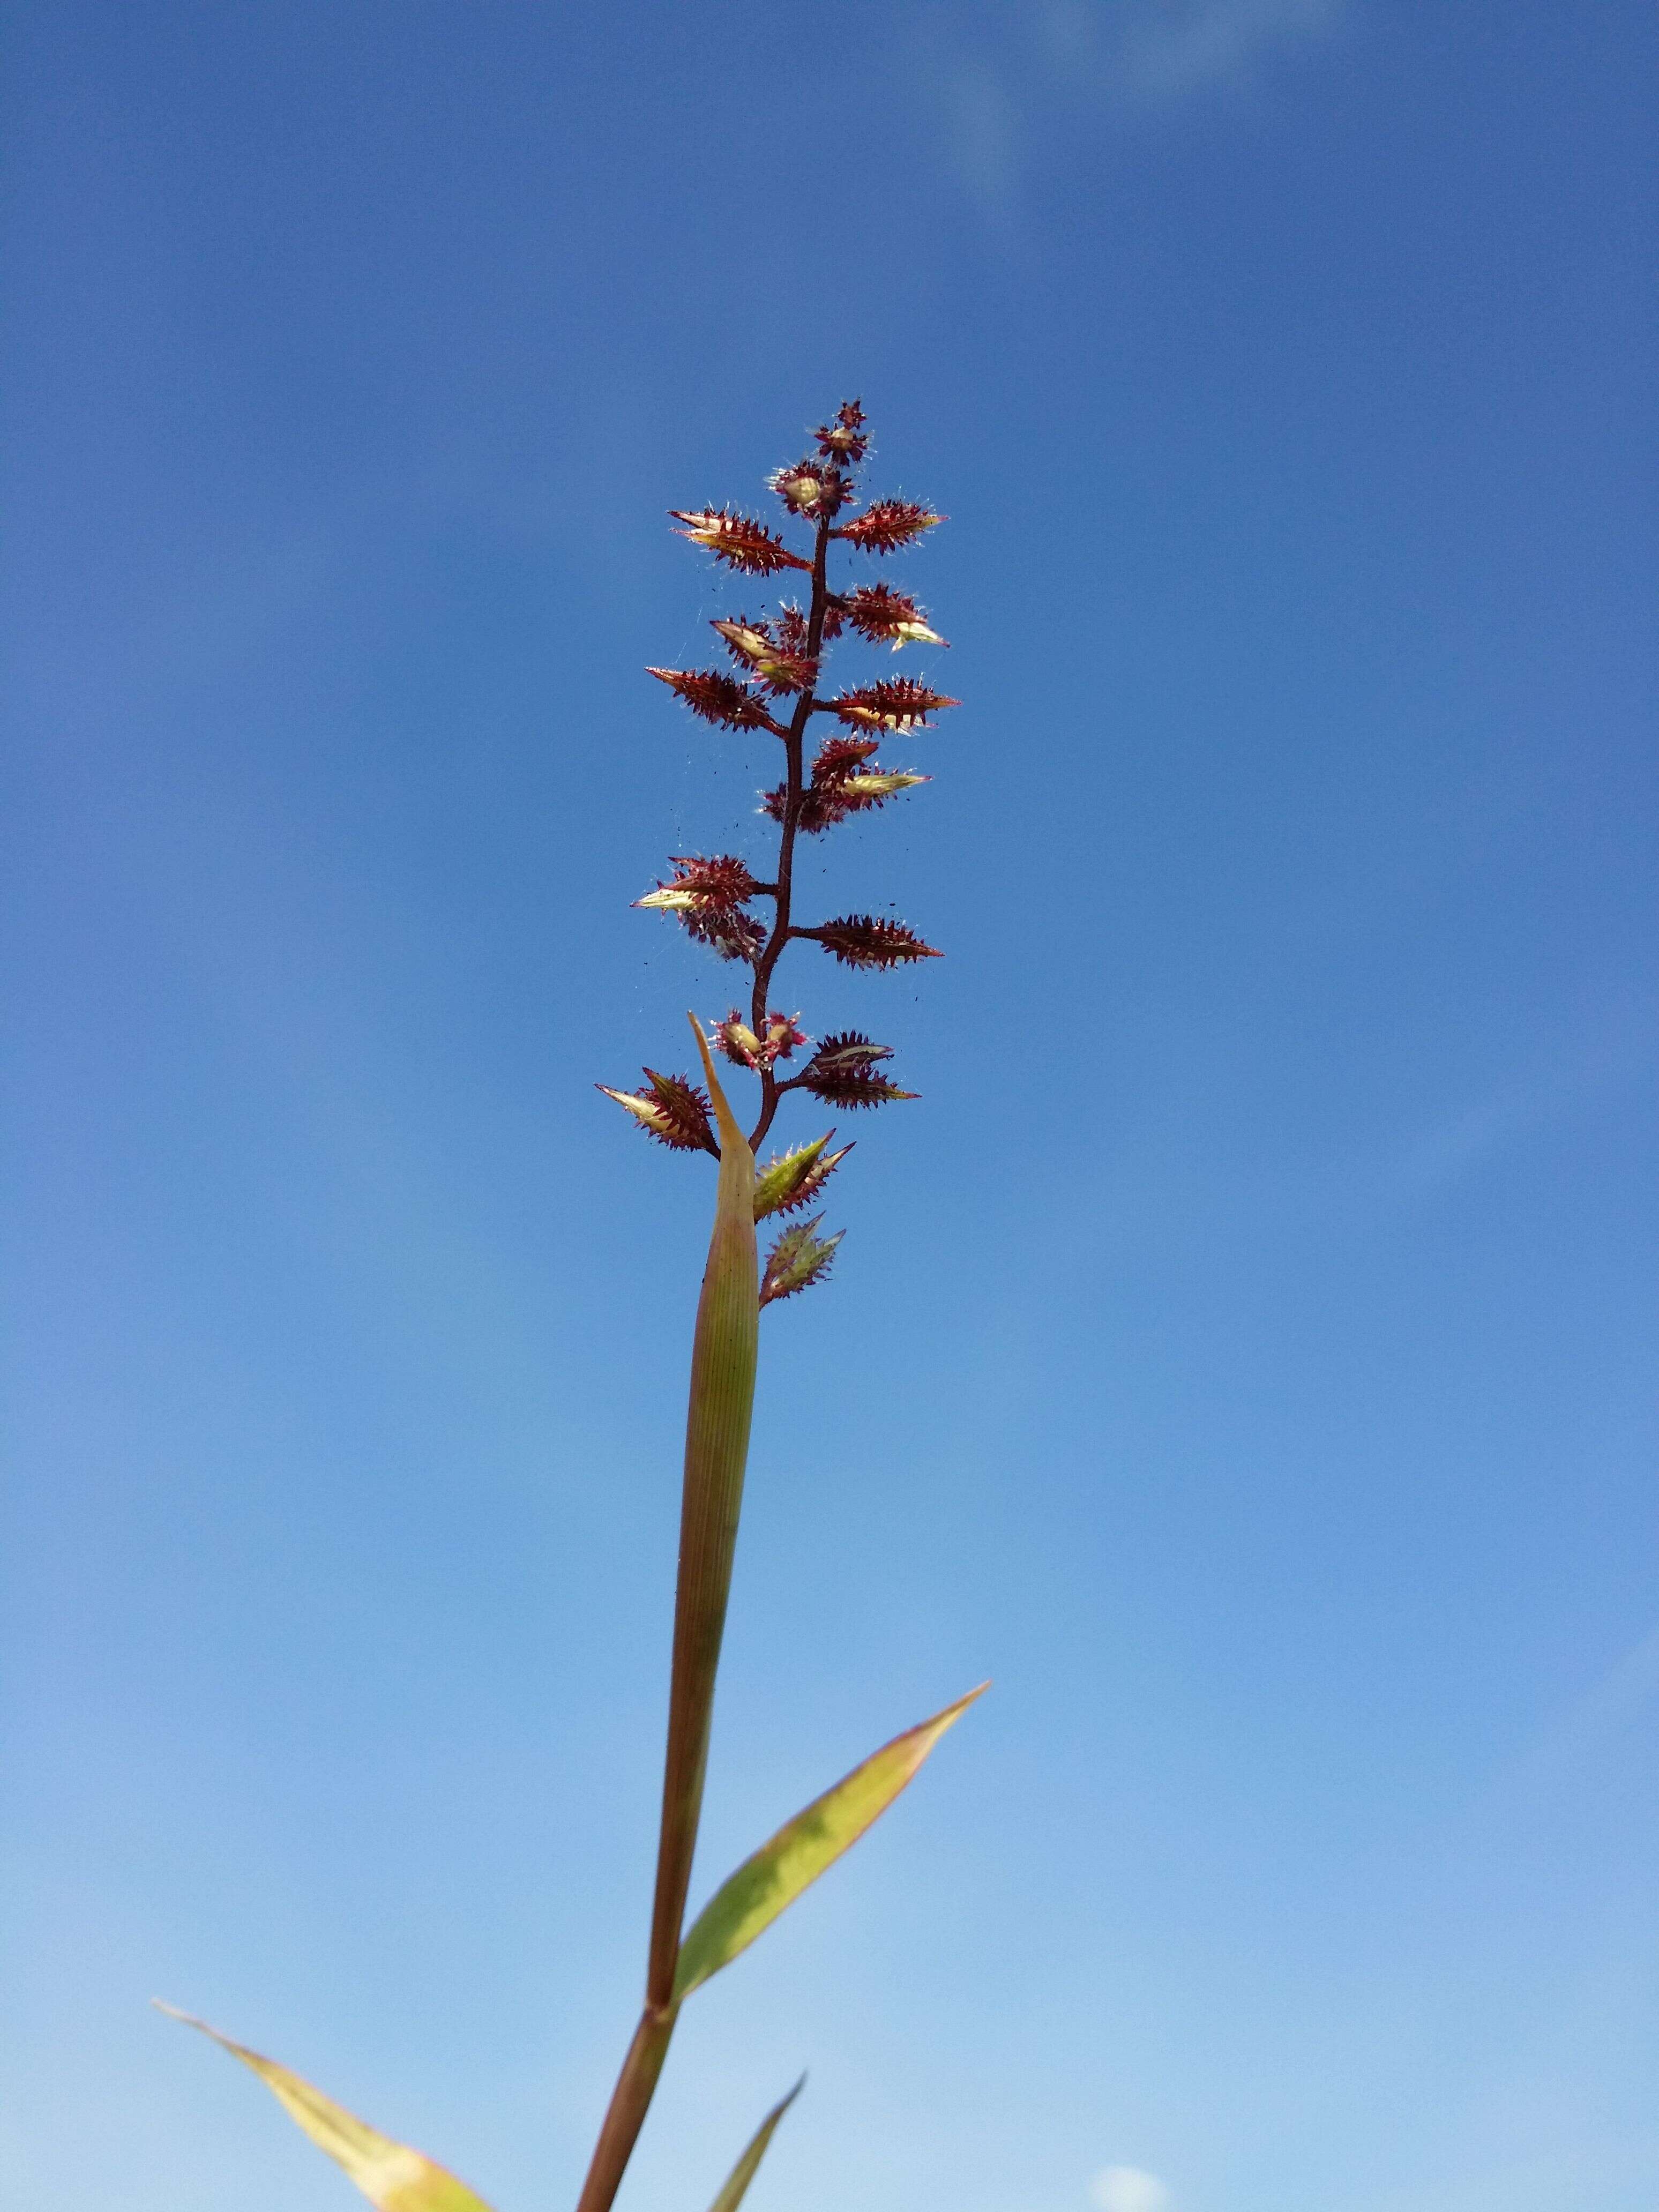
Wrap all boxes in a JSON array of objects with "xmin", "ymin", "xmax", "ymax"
[{"xmin": 160, "ymin": 402, "xmax": 982, "ymax": 2212}]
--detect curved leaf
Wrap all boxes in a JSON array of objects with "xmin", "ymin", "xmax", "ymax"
[
  {"xmin": 674, "ymin": 1683, "xmax": 987, "ymax": 2000},
  {"xmin": 707, "ymin": 2077, "xmax": 804, "ymax": 2212},
  {"xmin": 155, "ymin": 2005, "xmax": 493, "ymax": 2212}
]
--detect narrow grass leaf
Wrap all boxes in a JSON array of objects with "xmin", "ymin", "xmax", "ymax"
[
  {"xmin": 154, "ymin": 2005, "xmax": 494, "ymax": 2212},
  {"xmin": 706, "ymin": 2077, "xmax": 805, "ymax": 2212},
  {"xmin": 674, "ymin": 1683, "xmax": 987, "ymax": 1999}
]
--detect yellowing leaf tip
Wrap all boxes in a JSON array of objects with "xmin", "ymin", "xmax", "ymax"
[{"xmin": 153, "ymin": 1999, "xmax": 237, "ymax": 2046}]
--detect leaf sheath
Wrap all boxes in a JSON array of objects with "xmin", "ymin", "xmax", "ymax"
[{"xmin": 646, "ymin": 1015, "xmax": 761, "ymax": 2005}]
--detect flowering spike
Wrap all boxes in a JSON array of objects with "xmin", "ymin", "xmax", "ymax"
[
  {"xmin": 599, "ymin": 1070, "xmax": 719, "ymax": 1155},
  {"xmin": 807, "ymin": 915, "xmax": 942, "ymax": 970},
  {"xmin": 761, "ymin": 1011, "xmax": 806, "ymax": 1061},
  {"xmin": 711, "ymin": 619, "xmax": 819, "ymax": 695},
  {"xmin": 762, "ymin": 735, "xmax": 929, "ymax": 835},
  {"xmin": 828, "ymin": 678, "xmax": 960, "ymax": 734},
  {"xmin": 712, "ymin": 1008, "xmax": 806, "ymax": 1070},
  {"xmin": 647, "ymin": 667, "xmax": 782, "ymax": 734},
  {"xmin": 753, "ymin": 1132, "xmax": 854, "ymax": 1221},
  {"xmin": 759, "ymin": 1214, "xmax": 845, "ymax": 1306},
  {"xmin": 798, "ymin": 1032, "xmax": 918, "ymax": 1108},
  {"xmin": 768, "ymin": 460, "xmax": 849, "ymax": 519},
  {"xmin": 844, "ymin": 769, "xmax": 930, "ymax": 800},
  {"xmin": 836, "ymin": 500, "xmax": 943, "ymax": 555},
  {"xmin": 670, "ymin": 509, "xmax": 811, "ymax": 576},
  {"xmin": 637, "ymin": 857, "xmax": 766, "ymax": 964},
  {"xmin": 837, "ymin": 583, "xmax": 948, "ymax": 651},
  {"xmin": 715, "ymin": 1016, "xmax": 764, "ymax": 1066},
  {"xmin": 637, "ymin": 856, "xmax": 761, "ymax": 910},
  {"xmin": 813, "ymin": 401, "xmax": 869, "ymax": 466},
  {"xmin": 685, "ymin": 906, "xmax": 765, "ymax": 963},
  {"xmin": 815, "ymin": 732, "xmax": 881, "ymax": 767},
  {"xmin": 772, "ymin": 607, "xmax": 812, "ymax": 657}
]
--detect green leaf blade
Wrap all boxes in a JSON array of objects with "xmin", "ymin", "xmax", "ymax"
[
  {"xmin": 673, "ymin": 1682, "xmax": 987, "ymax": 2001},
  {"xmin": 156, "ymin": 2005, "xmax": 494, "ymax": 2212},
  {"xmin": 707, "ymin": 2077, "xmax": 805, "ymax": 2212}
]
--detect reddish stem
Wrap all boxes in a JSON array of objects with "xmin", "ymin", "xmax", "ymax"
[{"xmin": 746, "ymin": 508, "xmax": 833, "ymax": 1152}]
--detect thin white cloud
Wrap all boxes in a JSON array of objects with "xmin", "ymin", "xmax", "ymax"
[
  {"xmin": 1115, "ymin": 0, "xmax": 1347, "ymax": 100},
  {"xmin": 939, "ymin": 57, "xmax": 1021, "ymax": 231},
  {"xmin": 925, "ymin": 0, "xmax": 1350, "ymax": 234},
  {"xmin": 1376, "ymin": 1030, "xmax": 1646, "ymax": 1207},
  {"xmin": 1509, "ymin": 1621, "xmax": 1659, "ymax": 1795},
  {"xmin": 1091, "ymin": 2168, "xmax": 1170, "ymax": 2212}
]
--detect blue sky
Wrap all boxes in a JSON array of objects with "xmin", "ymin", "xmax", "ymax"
[{"xmin": 3, "ymin": 5, "xmax": 1655, "ymax": 2209}]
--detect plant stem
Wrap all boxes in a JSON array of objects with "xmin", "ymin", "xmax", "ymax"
[
  {"xmin": 748, "ymin": 512, "xmax": 832, "ymax": 1153},
  {"xmin": 571, "ymin": 2005, "xmax": 678, "ymax": 2212},
  {"xmin": 574, "ymin": 1036, "xmax": 759, "ymax": 2212},
  {"xmin": 577, "ymin": 488, "xmax": 841, "ymax": 2212}
]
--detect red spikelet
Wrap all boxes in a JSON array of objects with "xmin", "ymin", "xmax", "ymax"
[
  {"xmin": 837, "ymin": 582, "xmax": 948, "ymax": 648},
  {"xmin": 670, "ymin": 508, "xmax": 812, "ymax": 576},
  {"xmin": 798, "ymin": 1032, "xmax": 918, "ymax": 1108},
  {"xmin": 813, "ymin": 401, "xmax": 869, "ymax": 466},
  {"xmin": 761, "ymin": 736, "xmax": 931, "ymax": 835},
  {"xmin": 811, "ymin": 733, "xmax": 883, "ymax": 777},
  {"xmin": 836, "ymin": 499, "xmax": 942, "ymax": 555},
  {"xmin": 634, "ymin": 854, "xmax": 766, "ymax": 963},
  {"xmin": 597, "ymin": 1069, "xmax": 718, "ymax": 1154},
  {"xmin": 711, "ymin": 618, "xmax": 818, "ymax": 695},
  {"xmin": 636, "ymin": 854, "xmax": 760, "ymax": 908},
  {"xmin": 808, "ymin": 915, "xmax": 942, "ymax": 969},
  {"xmin": 761, "ymin": 735, "xmax": 874, "ymax": 834},
  {"xmin": 827, "ymin": 678, "xmax": 960, "ymax": 733},
  {"xmin": 684, "ymin": 904, "xmax": 765, "ymax": 962},
  {"xmin": 712, "ymin": 1008, "xmax": 806, "ymax": 1070},
  {"xmin": 769, "ymin": 459, "xmax": 850, "ymax": 518},
  {"xmin": 647, "ymin": 666, "xmax": 780, "ymax": 731}
]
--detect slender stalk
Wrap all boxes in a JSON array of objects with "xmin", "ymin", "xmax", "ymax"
[
  {"xmin": 574, "ymin": 1029, "xmax": 757, "ymax": 2212},
  {"xmin": 574, "ymin": 518, "xmax": 827, "ymax": 2204},
  {"xmin": 748, "ymin": 511, "xmax": 832, "ymax": 1153},
  {"xmin": 571, "ymin": 2005, "xmax": 678, "ymax": 2212}
]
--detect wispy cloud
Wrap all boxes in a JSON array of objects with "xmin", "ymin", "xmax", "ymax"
[
  {"xmin": 924, "ymin": 0, "xmax": 1350, "ymax": 232},
  {"xmin": 1091, "ymin": 2168, "xmax": 1170, "ymax": 2212},
  {"xmin": 939, "ymin": 57, "xmax": 1021, "ymax": 234},
  {"xmin": 1508, "ymin": 1621, "xmax": 1659, "ymax": 1795},
  {"xmin": 1112, "ymin": 0, "xmax": 1347, "ymax": 100}
]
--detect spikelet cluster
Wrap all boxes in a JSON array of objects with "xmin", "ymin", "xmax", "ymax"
[{"xmin": 604, "ymin": 402, "xmax": 956, "ymax": 1303}]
